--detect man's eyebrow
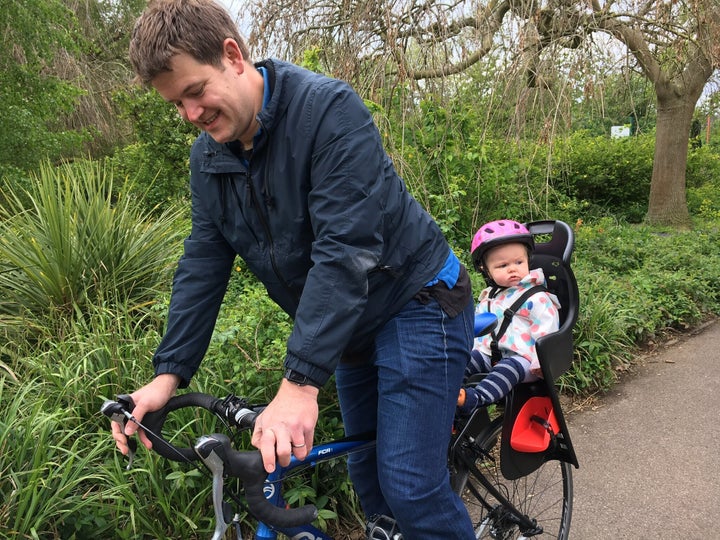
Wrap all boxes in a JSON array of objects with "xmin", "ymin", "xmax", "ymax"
[
  {"xmin": 164, "ymin": 81, "xmax": 203, "ymax": 105},
  {"xmin": 175, "ymin": 80, "xmax": 204, "ymax": 98}
]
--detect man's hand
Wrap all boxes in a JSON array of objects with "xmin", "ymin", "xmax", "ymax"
[
  {"xmin": 251, "ymin": 379, "xmax": 319, "ymax": 473},
  {"xmin": 111, "ymin": 373, "xmax": 181, "ymax": 455}
]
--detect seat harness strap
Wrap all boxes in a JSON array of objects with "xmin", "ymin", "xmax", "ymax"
[{"xmin": 487, "ymin": 285, "xmax": 546, "ymax": 365}]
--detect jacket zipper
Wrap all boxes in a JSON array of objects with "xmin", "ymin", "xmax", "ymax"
[{"xmin": 245, "ymin": 155, "xmax": 301, "ymax": 305}]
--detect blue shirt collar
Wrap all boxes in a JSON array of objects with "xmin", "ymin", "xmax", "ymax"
[{"xmin": 253, "ymin": 66, "xmax": 271, "ymax": 143}]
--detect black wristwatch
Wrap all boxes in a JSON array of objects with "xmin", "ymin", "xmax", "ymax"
[{"xmin": 284, "ymin": 368, "xmax": 322, "ymax": 389}]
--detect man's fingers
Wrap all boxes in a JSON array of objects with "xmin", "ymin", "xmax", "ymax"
[
  {"xmin": 111, "ymin": 421, "xmax": 130, "ymax": 455},
  {"xmin": 288, "ymin": 427, "xmax": 313, "ymax": 460},
  {"xmin": 251, "ymin": 383, "xmax": 319, "ymax": 473},
  {"xmin": 137, "ymin": 428, "xmax": 153, "ymax": 450},
  {"xmin": 110, "ymin": 402, "xmax": 154, "ymax": 453},
  {"xmin": 107, "ymin": 376, "xmax": 180, "ymax": 457},
  {"xmin": 290, "ymin": 440, "xmax": 309, "ymax": 461},
  {"xmin": 257, "ymin": 427, "xmax": 279, "ymax": 473},
  {"xmin": 123, "ymin": 404, "xmax": 144, "ymax": 436},
  {"xmin": 255, "ymin": 425, "xmax": 314, "ymax": 472}
]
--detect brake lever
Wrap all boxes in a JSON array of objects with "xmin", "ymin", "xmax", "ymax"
[
  {"xmin": 195, "ymin": 434, "xmax": 234, "ymax": 540},
  {"xmin": 100, "ymin": 396, "xmax": 138, "ymax": 469}
]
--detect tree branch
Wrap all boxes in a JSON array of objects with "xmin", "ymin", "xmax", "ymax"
[{"xmin": 404, "ymin": 0, "xmax": 511, "ymax": 80}]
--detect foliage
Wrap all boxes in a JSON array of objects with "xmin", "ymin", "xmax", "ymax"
[
  {"xmin": 0, "ymin": 295, "xmax": 227, "ymax": 539},
  {"xmin": 550, "ymin": 132, "xmax": 655, "ymax": 222},
  {"xmin": 570, "ymin": 71, "xmax": 657, "ymax": 137},
  {"xmin": 0, "ymin": 378, "xmax": 120, "ymax": 537},
  {"xmin": 0, "ymin": 165, "xmax": 32, "ymax": 211},
  {"xmin": 2, "ymin": 167, "xmax": 720, "ymax": 536},
  {"xmin": 0, "ymin": 159, "xmax": 185, "ymax": 340},
  {"xmin": 686, "ymin": 145, "xmax": 720, "ymax": 220},
  {"xmin": 384, "ymin": 96, "xmax": 660, "ymax": 248},
  {"xmin": 565, "ymin": 218, "xmax": 720, "ymax": 392},
  {"xmin": 0, "ymin": 0, "xmax": 90, "ymax": 173},
  {"xmin": 208, "ymin": 266, "xmax": 294, "ymax": 394},
  {"xmin": 387, "ymin": 96, "xmax": 574, "ymax": 248},
  {"xmin": 110, "ymin": 87, "xmax": 199, "ymax": 212},
  {"xmin": 58, "ymin": 0, "xmax": 146, "ymax": 157},
  {"xmin": 566, "ymin": 270, "xmax": 637, "ymax": 392}
]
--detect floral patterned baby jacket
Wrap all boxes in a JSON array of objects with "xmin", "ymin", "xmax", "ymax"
[{"xmin": 475, "ymin": 268, "xmax": 560, "ymax": 373}]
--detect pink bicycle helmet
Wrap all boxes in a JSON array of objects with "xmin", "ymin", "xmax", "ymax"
[{"xmin": 471, "ymin": 219, "xmax": 534, "ymax": 272}]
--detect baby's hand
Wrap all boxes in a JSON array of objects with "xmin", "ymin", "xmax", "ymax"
[
  {"xmin": 457, "ymin": 388, "xmax": 467, "ymax": 407},
  {"xmin": 456, "ymin": 387, "xmax": 479, "ymax": 416}
]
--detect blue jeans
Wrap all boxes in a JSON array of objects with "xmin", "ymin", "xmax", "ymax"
[{"xmin": 335, "ymin": 296, "xmax": 475, "ymax": 539}]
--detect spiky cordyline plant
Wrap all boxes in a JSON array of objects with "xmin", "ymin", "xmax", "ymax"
[{"xmin": 0, "ymin": 159, "xmax": 185, "ymax": 336}]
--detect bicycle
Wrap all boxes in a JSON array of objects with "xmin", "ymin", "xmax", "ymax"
[
  {"xmin": 102, "ymin": 220, "xmax": 579, "ymax": 540},
  {"xmin": 101, "ymin": 311, "xmax": 499, "ymax": 540}
]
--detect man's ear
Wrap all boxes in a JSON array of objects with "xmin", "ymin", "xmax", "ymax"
[{"xmin": 223, "ymin": 38, "xmax": 245, "ymax": 70}]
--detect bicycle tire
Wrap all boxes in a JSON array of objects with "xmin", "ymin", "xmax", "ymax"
[{"xmin": 451, "ymin": 416, "xmax": 573, "ymax": 540}]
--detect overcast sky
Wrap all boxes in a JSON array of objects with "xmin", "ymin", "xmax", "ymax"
[{"xmin": 217, "ymin": 0, "xmax": 250, "ymax": 36}]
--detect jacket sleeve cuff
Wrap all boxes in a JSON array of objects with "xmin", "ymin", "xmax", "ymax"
[
  {"xmin": 154, "ymin": 362, "xmax": 194, "ymax": 389},
  {"xmin": 283, "ymin": 353, "xmax": 333, "ymax": 388}
]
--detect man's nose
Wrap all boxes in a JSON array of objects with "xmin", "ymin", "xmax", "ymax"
[{"xmin": 184, "ymin": 100, "xmax": 203, "ymax": 123}]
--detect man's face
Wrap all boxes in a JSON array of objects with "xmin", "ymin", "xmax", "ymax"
[
  {"xmin": 484, "ymin": 243, "xmax": 530, "ymax": 288},
  {"xmin": 152, "ymin": 41, "xmax": 260, "ymax": 145}
]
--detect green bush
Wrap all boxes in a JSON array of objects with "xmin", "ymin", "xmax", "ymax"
[
  {"xmin": 686, "ymin": 145, "xmax": 720, "ymax": 220},
  {"xmin": 391, "ymin": 99, "xmax": 572, "ymax": 248},
  {"xmin": 0, "ymin": 305, "xmax": 227, "ymax": 539},
  {"xmin": 551, "ymin": 132, "xmax": 655, "ymax": 222},
  {"xmin": 0, "ymin": 378, "xmax": 117, "ymax": 537},
  {"xmin": 0, "ymin": 160, "xmax": 185, "ymax": 338},
  {"xmin": 0, "ymin": 0, "xmax": 91, "ymax": 171},
  {"xmin": 111, "ymin": 87, "xmax": 199, "ymax": 212},
  {"xmin": 565, "ymin": 270, "xmax": 637, "ymax": 392},
  {"xmin": 568, "ymin": 219, "xmax": 720, "ymax": 392}
]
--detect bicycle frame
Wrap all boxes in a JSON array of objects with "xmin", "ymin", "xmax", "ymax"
[
  {"xmin": 255, "ymin": 418, "xmax": 544, "ymax": 540},
  {"xmin": 256, "ymin": 436, "xmax": 376, "ymax": 540}
]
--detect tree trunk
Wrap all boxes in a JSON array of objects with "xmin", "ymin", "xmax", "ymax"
[{"xmin": 645, "ymin": 91, "xmax": 695, "ymax": 228}]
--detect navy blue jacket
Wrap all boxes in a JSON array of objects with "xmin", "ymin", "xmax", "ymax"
[{"xmin": 153, "ymin": 59, "xmax": 451, "ymax": 387}]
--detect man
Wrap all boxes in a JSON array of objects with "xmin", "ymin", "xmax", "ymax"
[{"xmin": 111, "ymin": 1, "xmax": 476, "ymax": 537}]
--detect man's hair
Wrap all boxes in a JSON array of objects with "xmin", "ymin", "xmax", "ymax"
[{"xmin": 129, "ymin": 0, "xmax": 251, "ymax": 85}]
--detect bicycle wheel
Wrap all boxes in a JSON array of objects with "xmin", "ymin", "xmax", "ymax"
[{"xmin": 451, "ymin": 416, "xmax": 573, "ymax": 540}]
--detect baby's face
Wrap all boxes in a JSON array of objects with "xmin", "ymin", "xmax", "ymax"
[{"xmin": 485, "ymin": 243, "xmax": 529, "ymax": 287}]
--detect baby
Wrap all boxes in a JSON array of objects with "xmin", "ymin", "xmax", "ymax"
[{"xmin": 458, "ymin": 220, "xmax": 560, "ymax": 415}]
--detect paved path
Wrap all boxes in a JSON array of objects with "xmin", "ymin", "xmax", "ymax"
[{"xmin": 567, "ymin": 319, "xmax": 720, "ymax": 539}]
